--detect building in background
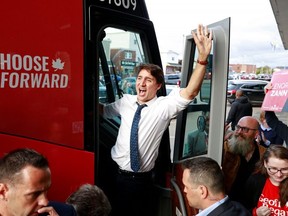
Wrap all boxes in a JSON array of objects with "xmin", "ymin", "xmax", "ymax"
[
  {"xmin": 102, "ymin": 29, "xmax": 142, "ymax": 78},
  {"xmin": 160, "ymin": 50, "xmax": 182, "ymax": 74},
  {"xmin": 229, "ymin": 64, "xmax": 257, "ymax": 74}
]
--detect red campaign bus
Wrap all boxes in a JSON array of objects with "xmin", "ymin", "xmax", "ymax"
[{"xmin": 0, "ymin": 0, "xmax": 231, "ymax": 215}]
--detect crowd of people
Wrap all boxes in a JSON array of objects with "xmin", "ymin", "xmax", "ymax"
[
  {"xmin": 1, "ymin": 22, "xmax": 287, "ymax": 216},
  {"xmin": 220, "ymin": 80, "xmax": 288, "ymax": 215}
]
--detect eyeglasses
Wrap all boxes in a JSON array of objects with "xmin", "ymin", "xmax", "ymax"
[
  {"xmin": 235, "ymin": 125, "xmax": 258, "ymax": 133},
  {"xmin": 266, "ymin": 167, "xmax": 288, "ymax": 174}
]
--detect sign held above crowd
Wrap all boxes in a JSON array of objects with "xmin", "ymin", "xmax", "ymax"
[{"xmin": 261, "ymin": 70, "xmax": 288, "ymax": 112}]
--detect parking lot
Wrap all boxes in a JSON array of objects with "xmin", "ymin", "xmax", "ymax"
[
  {"xmin": 227, "ymin": 80, "xmax": 269, "ymax": 106},
  {"xmin": 226, "ymin": 104, "xmax": 288, "ymax": 126}
]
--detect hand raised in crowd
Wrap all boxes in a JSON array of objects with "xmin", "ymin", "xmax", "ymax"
[
  {"xmin": 256, "ymin": 131, "xmax": 267, "ymax": 144},
  {"xmin": 224, "ymin": 122, "xmax": 233, "ymax": 141},
  {"xmin": 37, "ymin": 206, "xmax": 59, "ymax": 216},
  {"xmin": 264, "ymin": 82, "xmax": 273, "ymax": 94},
  {"xmin": 256, "ymin": 205, "xmax": 271, "ymax": 216}
]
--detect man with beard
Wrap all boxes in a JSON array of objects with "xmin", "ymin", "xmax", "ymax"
[{"xmin": 222, "ymin": 116, "xmax": 266, "ymax": 205}]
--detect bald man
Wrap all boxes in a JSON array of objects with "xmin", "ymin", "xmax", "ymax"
[{"xmin": 222, "ymin": 116, "xmax": 266, "ymax": 205}]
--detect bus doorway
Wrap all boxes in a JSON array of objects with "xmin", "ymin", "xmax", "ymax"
[
  {"xmin": 170, "ymin": 18, "xmax": 230, "ymax": 216},
  {"xmin": 86, "ymin": 2, "xmax": 173, "ymax": 215}
]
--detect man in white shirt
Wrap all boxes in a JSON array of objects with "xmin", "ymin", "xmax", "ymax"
[{"xmin": 102, "ymin": 25, "xmax": 212, "ymax": 216}]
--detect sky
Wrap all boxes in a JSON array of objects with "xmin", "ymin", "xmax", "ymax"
[{"xmin": 145, "ymin": 0, "xmax": 288, "ymax": 68}]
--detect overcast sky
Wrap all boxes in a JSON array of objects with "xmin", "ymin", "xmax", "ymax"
[{"xmin": 145, "ymin": 0, "xmax": 288, "ymax": 68}]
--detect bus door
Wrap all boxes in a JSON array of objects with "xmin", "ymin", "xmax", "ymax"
[
  {"xmin": 170, "ymin": 18, "xmax": 231, "ymax": 216},
  {"xmin": 86, "ymin": 1, "xmax": 172, "ymax": 214}
]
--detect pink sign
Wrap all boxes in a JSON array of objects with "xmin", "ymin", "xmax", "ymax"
[{"xmin": 261, "ymin": 70, "xmax": 288, "ymax": 112}]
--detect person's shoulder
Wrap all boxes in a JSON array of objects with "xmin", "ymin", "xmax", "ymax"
[
  {"xmin": 119, "ymin": 94, "xmax": 137, "ymax": 105},
  {"xmin": 257, "ymin": 143, "xmax": 267, "ymax": 156},
  {"xmin": 248, "ymin": 172, "xmax": 266, "ymax": 182},
  {"xmin": 231, "ymin": 99, "xmax": 239, "ymax": 105},
  {"xmin": 237, "ymin": 96, "xmax": 252, "ymax": 105},
  {"xmin": 122, "ymin": 93, "xmax": 136, "ymax": 100},
  {"xmin": 207, "ymin": 198, "xmax": 251, "ymax": 216},
  {"xmin": 211, "ymin": 199, "xmax": 251, "ymax": 216},
  {"xmin": 229, "ymin": 200, "xmax": 251, "ymax": 216}
]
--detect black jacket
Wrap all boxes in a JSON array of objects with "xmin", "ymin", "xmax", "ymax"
[
  {"xmin": 243, "ymin": 173, "xmax": 266, "ymax": 213},
  {"xmin": 265, "ymin": 111, "xmax": 288, "ymax": 144},
  {"xmin": 39, "ymin": 201, "xmax": 77, "ymax": 216},
  {"xmin": 258, "ymin": 126, "xmax": 283, "ymax": 146},
  {"xmin": 226, "ymin": 96, "xmax": 253, "ymax": 130}
]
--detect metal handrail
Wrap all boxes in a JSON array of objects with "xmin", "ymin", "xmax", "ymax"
[{"xmin": 170, "ymin": 177, "xmax": 187, "ymax": 216}]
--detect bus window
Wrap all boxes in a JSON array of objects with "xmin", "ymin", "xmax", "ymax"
[
  {"xmin": 174, "ymin": 45, "xmax": 213, "ymax": 160},
  {"xmin": 200, "ymin": 54, "xmax": 213, "ymax": 103},
  {"xmin": 182, "ymin": 110, "xmax": 210, "ymax": 158},
  {"xmin": 97, "ymin": 27, "xmax": 148, "ymax": 127},
  {"xmin": 182, "ymin": 50, "xmax": 213, "ymax": 159},
  {"xmin": 100, "ymin": 27, "xmax": 145, "ymax": 103}
]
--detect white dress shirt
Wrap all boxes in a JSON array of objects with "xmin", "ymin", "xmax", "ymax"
[{"xmin": 104, "ymin": 88, "xmax": 191, "ymax": 172}]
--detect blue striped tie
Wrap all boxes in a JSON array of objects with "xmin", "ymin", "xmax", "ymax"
[{"xmin": 130, "ymin": 104, "xmax": 146, "ymax": 172}]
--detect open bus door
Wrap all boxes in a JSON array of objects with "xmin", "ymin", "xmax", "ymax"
[
  {"xmin": 87, "ymin": 2, "xmax": 173, "ymax": 215},
  {"xmin": 170, "ymin": 18, "xmax": 231, "ymax": 216}
]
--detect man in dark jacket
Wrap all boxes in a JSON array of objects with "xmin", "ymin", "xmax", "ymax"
[
  {"xmin": 226, "ymin": 90, "xmax": 253, "ymax": 130},
  {"xmin": 182, "ymin": 157, "xmax": 251, "ymax": 216}
]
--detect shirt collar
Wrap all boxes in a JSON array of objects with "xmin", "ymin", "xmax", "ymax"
[
  {"xmin": 135, "ymin": 95, "xmax": 157, "ymax": 107},
  {"xmin": 196, "ymin": 196, "xmax": 229, "ymax": 216},
  {"xmin": 260, "ymin": 124, "xmax": 272, "ymax": 131}
]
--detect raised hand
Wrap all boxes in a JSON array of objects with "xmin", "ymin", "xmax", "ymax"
[{"xmin": 192, "ymin": 24, "xmax": 212, "ymax": 61}]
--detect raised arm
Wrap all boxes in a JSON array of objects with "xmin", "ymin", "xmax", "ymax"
[
  {"xmin": 264, "ymin": 82, "xmax": 288, "ymax": 144},
  {"xmin": 180, "ymin": 24, "xmax": 212, "ymax": 100}
]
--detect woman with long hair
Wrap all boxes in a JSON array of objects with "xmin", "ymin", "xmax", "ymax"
[{"xmin": 244, "ymin": 145, "xmax": 288, "ymax": 215}]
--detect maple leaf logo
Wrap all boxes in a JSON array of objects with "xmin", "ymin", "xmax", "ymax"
[{"xmin": 52, "ymin": 58, "xmax": 65, "ymax": 71}]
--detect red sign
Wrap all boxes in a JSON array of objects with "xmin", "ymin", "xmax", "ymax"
[{"xmin": 261, "ymin": 70, "xmax": 288, "ymax": 112}]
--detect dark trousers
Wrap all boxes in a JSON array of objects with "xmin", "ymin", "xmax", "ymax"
[{"xmin": 111, "ymin": 169, "xmax": 156, "ymax": 216}]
